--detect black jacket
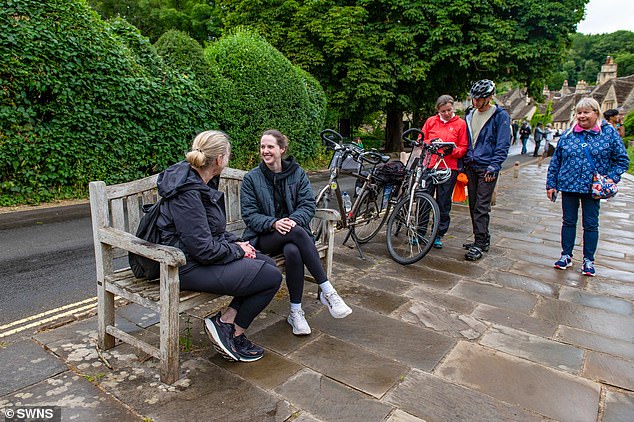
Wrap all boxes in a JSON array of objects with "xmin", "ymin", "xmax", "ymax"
[
  {"xmin": 156, "ymin": 161, "xmax": 244, "ymax": 274},
  {"xmin": 241, "ymin": 158, "xmax": 315, "ymax": 243}
]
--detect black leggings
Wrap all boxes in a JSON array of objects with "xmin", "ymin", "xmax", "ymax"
[
  {"xmin": 258, "ymin": 226, "xmax": 327, "ymax": 304},
  {"xmin": 179, "ymin": 253, "xmax": 281, "ymax": 329}
]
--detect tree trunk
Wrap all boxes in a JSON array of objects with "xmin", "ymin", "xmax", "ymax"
[{"xmin": 384, "ymin": 109, "xmax": 404, "ymax": 153}]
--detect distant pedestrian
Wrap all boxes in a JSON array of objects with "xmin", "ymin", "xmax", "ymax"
[
  {"xmin": 547, "ymin": 98, "xmax": 629, "ymax": 277},
  {"xmin": 533, "ymin": 122, "xmax": 545, "ymax": 157},
  {"xmin": 462, "ymin": 79, "xmax": 511, "ymax": 261},
  {"xmin": 511, "ymin": 120, "xmax": 519, "ymax": 145},
  {"xmin": 519, "ymin": 121, "xmax": 531, "ymax": 154},
  {"xmin": 604, "ymin": 109, "xmax": 624, "ymax": 138}
]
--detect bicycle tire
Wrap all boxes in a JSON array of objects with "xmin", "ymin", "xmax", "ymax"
[
  {"xmin": 352, "ymin": 187, "xmax": 390, "ymax": 244},
  {"xmin": 386, "ymin": 191, "xmax": 439, "ymax": 265},
  {"xmin": 311, "ymin": 185, "xmax": 332, "ymax": 239}
]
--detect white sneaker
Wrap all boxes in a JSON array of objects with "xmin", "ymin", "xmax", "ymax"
[
  {"xmin": 287, "ymin": 309, "xmax": 311, "ymax": 335},
  {"xmin": 320, "ymin": 291, "xmax": 352, "ymax": 319}
]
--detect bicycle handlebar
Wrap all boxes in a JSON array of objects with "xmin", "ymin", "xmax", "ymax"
[{"xmin": 320, "ymin": 129, "xmax": 344, "ymax": 150}]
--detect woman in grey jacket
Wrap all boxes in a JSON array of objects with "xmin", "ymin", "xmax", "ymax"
[{"xmin": 241, "ymin": 130, "xmax": 351, "ymax": 336}]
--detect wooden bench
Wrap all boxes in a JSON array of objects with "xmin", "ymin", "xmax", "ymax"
[{"xmin": 89, "ymin": 167, "xmax": 339, "ymax": 384}]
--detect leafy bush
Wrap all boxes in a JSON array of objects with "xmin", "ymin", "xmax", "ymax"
[
  {"xmin": 154, "ymin": 29, "xmax": 216, "ymax": 88},
  {"xmin": 204, "ymin": 29, "xmax": 326, "ymax": 169},
  {"xmin": 0, "ymin": 0, "xmax": 214, "ymax": 205}
]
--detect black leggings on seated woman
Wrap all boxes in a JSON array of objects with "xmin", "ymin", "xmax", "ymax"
[
  {"xmin": 257, "ymin": 226, "xmax": 327, "ymax": 304},
  {"xmin": 179, "ymin": 253, "xmax": 281, "ymax": 330}
]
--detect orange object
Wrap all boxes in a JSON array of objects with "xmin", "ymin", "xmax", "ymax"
[{"xmin": 453, "ymin": 172, "xmax": 468, "ymax": 202}]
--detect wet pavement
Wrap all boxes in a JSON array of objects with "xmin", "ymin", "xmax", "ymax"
[{"xmin": 1, "ymin": 154, "xmax": 634, "ymax": 421}]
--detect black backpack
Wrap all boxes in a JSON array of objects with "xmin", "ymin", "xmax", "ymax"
[{"xmin": 129, "ymin": 200, "xmax": 165, "ymax": 280}]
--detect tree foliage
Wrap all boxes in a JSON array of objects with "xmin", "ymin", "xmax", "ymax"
[
  {"xmin": 220, "ymin": 0, "xmax": 589, "ymax": 151},
  {"xmin": 87, "ymin": 0, "xmax": 223, "ymax": 45},
  {"xmin": 545, "ymin": 30, "xmax": 634, "ymax": 88}
]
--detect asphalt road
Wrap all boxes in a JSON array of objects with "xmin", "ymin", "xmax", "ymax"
[{"xmin": 0, "ymin": 145, "xmax": 534, "ymax": 335}]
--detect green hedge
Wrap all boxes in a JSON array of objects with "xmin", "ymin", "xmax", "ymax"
[
  {"xmin": 0, "ymin": 0, "xmax": 213, "ymax": 205},
  {"xmin": 205, "ymin": 29, "xmax": 325, "ymax": 169},
  {"xmin": 0, "ymin": 3, "xmax": 327, "ymax": 206}
]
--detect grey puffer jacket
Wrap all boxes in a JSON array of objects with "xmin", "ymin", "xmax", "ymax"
[
  {"xmin": 240, "ymin": 158, "xmax": 315, "ymax": 243},
  {"xmin": 156, "ymin": 161, "xmax": 244, "ymax": 274}
]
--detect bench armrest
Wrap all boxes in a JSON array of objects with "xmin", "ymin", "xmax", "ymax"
[
  {"xmin": 315, "ymin": 208, "xmax": 341, "ymax": 222},
  {"xmin": 98, "ymin": 227, "xmax": 186, "ymax": 267}
]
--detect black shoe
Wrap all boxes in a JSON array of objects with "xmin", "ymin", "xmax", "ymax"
[
  {"xmin": 462, "ymin": 242, "xmax": 489, "ymax": 252},
  {"xmin": 465, "ymin": 246, "xmax": 484, "ymax": 261},
  {"xmin": 233, "ymin": 334, "xmax": 264, "ymax": 362},
  {"xmin": 204, "ymin": 312, "xmax": 239, "ymax": 362}
]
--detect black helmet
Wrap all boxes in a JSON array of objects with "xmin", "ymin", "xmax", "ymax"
[{"xmin": 470, "ymin": 79, "xmax": 496, "ymax": 99}]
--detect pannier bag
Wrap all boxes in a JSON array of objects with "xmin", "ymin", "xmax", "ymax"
[{"xmin": 373, "ymin": 160, "xmax": 407, "ymax": 185}]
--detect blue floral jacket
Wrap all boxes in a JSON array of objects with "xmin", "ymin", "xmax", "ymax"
[{"xmin": 546, "ymin": 121, "xmax": 629, "ymax": 193}]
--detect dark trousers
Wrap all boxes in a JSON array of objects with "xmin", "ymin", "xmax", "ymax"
[
  {"xmin": 424, "ymin": 170, "xmax": 459, "ymax": 237},
  {"xmin": 258, "ymin": 226, "xmax": 327, "ymax": 304},
  {"xmin": 180, "ymin": 253, "xmax": 281, "ymax": 329},
  {"xmin": 465, "ymin": 166, "xmax": 498, "ymax": 248},
  {"xmin": 533, "ymin": 140, "xmax": 542, "ymax": 156},
  {"xmin": 560, "ymin": 192, "xmax": 600, "ymax": 261}
]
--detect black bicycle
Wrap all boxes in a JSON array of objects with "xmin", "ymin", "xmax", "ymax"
[
  {"xmin": 385, "ymin": 128, "xmax": 455, "ymax": 265},
  {"xmin": 312, "ymin": 129, "xmax": 390, "ymax": 257}
]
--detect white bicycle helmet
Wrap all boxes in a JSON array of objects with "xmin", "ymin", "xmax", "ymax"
[
  {"xmin": 430, "ymin": 160, "xmax": 452, "ymax": 185},
  {"xmin": 469, "ymin": 79, "xmax": 496, "ymax": 99}
]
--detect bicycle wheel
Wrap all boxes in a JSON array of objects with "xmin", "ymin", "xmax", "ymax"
[
  {"xmin": 311, "ymin": 185, "xmax": 332, "ymax": 239},
  {"xmin": 352, "ymin": 187, "xmax": 390, "ymax": 244},
  {"xmin": 386, "ymin": 191, "xmax": 439, "ymax": 265}
]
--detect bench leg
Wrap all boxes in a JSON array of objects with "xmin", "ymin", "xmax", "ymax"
[
  {"xmin": 160, "ymin": 264, "xmax": 180, "ymax": 384},
  {"xmin": 97, "ymin": 282, "xmax": 116, "ymax": 350}
]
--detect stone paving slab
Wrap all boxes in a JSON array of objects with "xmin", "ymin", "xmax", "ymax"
[
  {"xmin": 406, "ymin": 285, "xmax": 477, "ymax": 314},
  {"xmin": 472, "ymin": 304, "xmax": 558, "ymax": 338},
  {"xmin": 0, "ymin": 340, "xmax": 67, "ymax": 396},
  {"xmin": 555, "ymin": 326, "xmax": 634, "ymax": 361},
  {"xmin": 384, "ymin": 368, "xmax": 550, "ymax": 422},
  {"xmin": 275, "ymin": 369, "xmax": 393, "ymax": 422},
  {"xmin": 583, "ymin": 351, "xmax": 634, "ymax": 391},
  {"xmin": 396, "ymin": 300, "xmax": 486, "ymax": 340},
  {"xmin": 450, "ymin": 280, "xmax": 538, "ymax": 314},
  {"xmin": 212, "ymin": 346, "xmax": 304, "ymax": 391},
  {"xmin": 479, "ymin": 325, "xmax": 584, "ymax": 374},
  {"xmin": 603, "ymin": 389, "xmax": 634, "ymax": 422},
  {"xmin": 288, "ymin": 334, "xmax": 408, "ymax": 398},
  {"xmin": 482, "ymin": 270, "xmax": 560, "ymax": 298},
  {"xmin": 0, "ymin": 371, "xmax": 141, "ymax": 421},
  {"xmin": 533, "ymin": 297, "xmax": 634, "ymax": 342},
  {"xmin": 558, "ymin": 286, "xmax": 633, "ymax": 316},
  {"xmin": 436, "ymin": 341, "xmax": 600, "ymax": 422},
  {"xmin": 311, "ymin": 305, "xmax": 455, "ymax": 371}
]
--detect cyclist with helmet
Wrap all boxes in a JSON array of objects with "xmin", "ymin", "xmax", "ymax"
[
  {"xmin": 419, "ymin": 94, "xmax": 468, "ymax": 249},
  {"xmin": 462, "ymin": 79, "xmax": 511, "ymax": 261}
]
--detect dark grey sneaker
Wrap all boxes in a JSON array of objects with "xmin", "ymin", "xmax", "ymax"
[
  {"xmin": 463, "ymin": 242, "xmax": 490, "ymax": 252},
  {"xmin": 233, "ymin": 334, "xmax": 264, "ymax": 362},
  {"xmin": 204, "ymin": 312, "xmax": 239, "ymax": 362},
  {"xmin": 465, "ymin": 246, "xmax": 484, "ymax": 261}
]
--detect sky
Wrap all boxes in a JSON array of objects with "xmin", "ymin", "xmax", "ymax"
[{"xmin": 576, "ymin": 0, "xmax": 634, "ymax": 34}]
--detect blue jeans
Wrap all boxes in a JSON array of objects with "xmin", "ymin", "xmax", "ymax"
[
  {"xmin": 560, "ymin": 192, "xmax": 600, "ymax": 261},
  {"xmin": 521, "ymin": 137, "xmax": 528, "ymax": 154}
]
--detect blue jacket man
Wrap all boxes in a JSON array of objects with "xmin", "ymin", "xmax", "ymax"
[{"xmin": 462, "ymin": 79, "xmax": 511, "ymax": 261}]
